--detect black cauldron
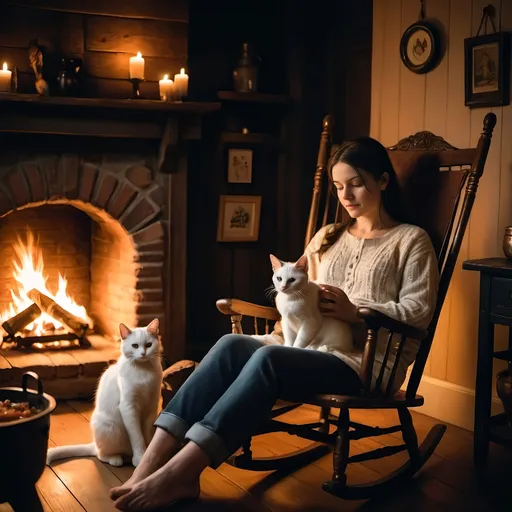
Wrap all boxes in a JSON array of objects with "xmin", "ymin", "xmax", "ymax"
[{"xmin": 0, "ymin": 371, "xmax": 56, "ymax": 511}]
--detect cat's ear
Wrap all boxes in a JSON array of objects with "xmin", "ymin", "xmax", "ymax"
[
  {"xmin": 146, "ymin": 318, "xmax": 159, "ymax": 336},
  {"xmin": 295, "ymin": 254, "xmax": 308, "ymax": 273},
  {"xmin": 269, "ymin": 254, "xmax": 283, "ymax": 271},
  {"xmin": 119, "ymin": 323, "xmax": 132, "ymax": 340}
]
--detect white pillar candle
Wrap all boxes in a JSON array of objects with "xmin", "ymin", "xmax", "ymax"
[
  {"xmin": 159, "ymin": 74, "xmax": 175, "ymax": 101},
  {"xmin": 0, "ymin": 62, "xmax": 12, "ymax": 92},
  {"xmin": 129, "ymin": 52, "xmax": 145, "ymax": 79},
  {"xmin": 174, "ymin": 68, "xmax": 189, "ymax": 99}
]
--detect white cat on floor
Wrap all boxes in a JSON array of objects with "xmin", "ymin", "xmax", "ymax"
[
  {"xmin": 265, "ymin": 254, "xmax": 353, "ymax": 352},
  {"xmin": 46, "ymin": 319, "xmax": 163, "ymax": 468}
]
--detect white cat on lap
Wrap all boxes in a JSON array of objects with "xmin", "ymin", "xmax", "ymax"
[
  {"xmin": 46, "ymin": 319, "xmax": 163, "ymax": 468},
  {"xmin": 253, "ymin": 254, "xmax": 353, "ymax": 353}
]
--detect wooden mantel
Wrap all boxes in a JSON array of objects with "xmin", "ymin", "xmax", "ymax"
[
  {"xmin": 0, "ymin": 92, "xmax": 221, "ymax": 367},
  {"xmin": 0, "ymin": 92, "xmax": 220, "ymax": 140}
]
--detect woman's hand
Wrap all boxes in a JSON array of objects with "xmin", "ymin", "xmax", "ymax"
[{"xmin": 318, "ymin": 284, "xmax": 360, "ymax": 324}]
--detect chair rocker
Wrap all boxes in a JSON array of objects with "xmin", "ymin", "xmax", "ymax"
[{"xmin": 216, "ymin": 112, "xmax": 497, "ymax": 500}]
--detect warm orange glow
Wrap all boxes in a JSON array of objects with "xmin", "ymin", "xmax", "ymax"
[
  {"xmin": 136, "ymin": 52, "xmax": 142, "ymax": 59},
  {"xmin": 0, "ymin": 231, "xmax": 92, "ymax": 336}
]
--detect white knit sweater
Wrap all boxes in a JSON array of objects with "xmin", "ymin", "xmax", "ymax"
[{"xmin": 270, "ymin": 223, "xmax": 439, "ymax": 393}]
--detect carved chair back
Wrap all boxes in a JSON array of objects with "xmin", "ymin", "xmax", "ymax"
[{"xmin": 306, "ymin": 114, "xmax": 496, "ymax": 397}]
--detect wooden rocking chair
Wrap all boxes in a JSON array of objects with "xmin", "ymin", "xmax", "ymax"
[{"xmin": 216, "ymin": 112, "xmax": 497, "ymax": 500}]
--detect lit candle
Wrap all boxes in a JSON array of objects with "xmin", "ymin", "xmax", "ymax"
[
  {"xmin": 174, "ymin": 68, "xmax": 189, "ymax": 99},
  {"xmin": 0, "ymin": 62, "xmax": 12, "ymax": 92},
  {"xmin": 159, "ymin": 74, "xmax": 175, "ymax": 102},
  {"xmin": 129, "ymin": 52, "xmax": 145, "ymax": 80}
]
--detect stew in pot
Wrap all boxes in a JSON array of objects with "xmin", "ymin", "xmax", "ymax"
[{"xmin": 0, "ymin": 399, "xmax": 41, "ymax": 422}]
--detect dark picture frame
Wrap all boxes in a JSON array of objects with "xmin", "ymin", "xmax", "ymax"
[
  {"xmin": 400, "ymin": 21, "xmax": 442, "ymax": 74},
  {"xmin": 216, "ymin": 195, "xmax": 262, "ymax": 242},
  {"xmin": 464, "ymin": 31, "xmax": 511, "ymax": 108}
]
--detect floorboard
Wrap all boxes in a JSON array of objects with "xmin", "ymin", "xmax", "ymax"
[{"xmin": 2, "ymin": 400, "xmax": 511, "ymax": 511}]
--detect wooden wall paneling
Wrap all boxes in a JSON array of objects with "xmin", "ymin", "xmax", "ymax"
[
  {"xmin": 397, "ymin": 0, "xmax": 426, "ymax": 139},
  {"xmin": 5, "ymin": 0, "xmax": 189, "ymax": 22},
  {"xmin": 83, "ymin": 52, "xmax": 185, "ymax": 81},
  {"xmin": 379, "ymin": 0, "xmax": 402, "ymax": 146},
  {"xmin": 231, "ymin": 147, "xmax": 279, "ymax": 308},
  {"xmin": 340, "ymin": 0, "xmax": 373, "ymax": 140},
  {"xmin": 423, "ymin": 0, "xmax": 450, "ymax": 378},
  {"xmin": 369, "ymin": 0, "xmax": 387, "ymax": 139},
  {"xmin": 0, "ymin": 6, "xmax": 84, "ymax": 55},
  {"xmin": 79, "ymin": 77, "xmax": 159, "ymax": 99},
  {"xmin": 447, "ymin": 0, "xmax": 501, "ymax": 389},
  {"xmin": 84, "ymin": 17, "xmax": 188, "ymax": 58},
  {"xmin": 433, "ymin": 0, "xmax": 472, "ymax": 384},
  {"xmin": 424, "ymin": 0, "xmax": 450, "ymax": 136}
]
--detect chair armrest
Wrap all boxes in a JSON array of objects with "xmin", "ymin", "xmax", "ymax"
[
  {"xmin": 356, "ymin": 307, "xmax": 428, "ymax": 341},
  {"xmin": 216, "ymin": 298, "xmax": 281, "ymax": 322}
]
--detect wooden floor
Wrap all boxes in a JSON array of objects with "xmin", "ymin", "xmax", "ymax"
[{"xmin": 3, "ymin": 401, "xmax": 512, "ymax": 511}]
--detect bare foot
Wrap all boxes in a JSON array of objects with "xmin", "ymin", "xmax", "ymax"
[
  {"xmin": 114, "ymin": 472, "xmax": 200, "ymax": 511},
  {"xmin": 109, "ymin": 428, "xmax": 181, "ymax": 501}
]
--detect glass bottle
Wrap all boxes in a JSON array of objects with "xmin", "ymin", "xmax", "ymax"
[{"xmin": 233, "ymin": 42, "xmax": 259, "ymax": 93}]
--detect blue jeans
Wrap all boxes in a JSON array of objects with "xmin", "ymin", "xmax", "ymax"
[{"xmin": 154, "ymin": 334, "xmax": 362, "ymax": 468}]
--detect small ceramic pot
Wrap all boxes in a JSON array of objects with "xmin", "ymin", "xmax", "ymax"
[
  {"xmin": 496, "ymin": 368, "xmax": 512, "ymax": 425},
  {"xmin": 503, "ymin": 226, "xmax": 512, "ymax": 260}
]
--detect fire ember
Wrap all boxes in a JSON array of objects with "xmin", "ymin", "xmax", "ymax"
[{"xmin": 0, "ymin": 232, "xmax": 93, "ymax": 350}]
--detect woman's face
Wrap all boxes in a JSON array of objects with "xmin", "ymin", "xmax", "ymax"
[{"xmin": 331, "ymin": 162, "xmax": 387, "ymax": 219}]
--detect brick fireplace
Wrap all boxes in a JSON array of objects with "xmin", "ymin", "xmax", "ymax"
[
  {"xmin": 0, "ymin": 94, "xmax": 219, "ymax": 398},
  {"xmin": 0, "ymin": 153, "xmax": 165, "ymax": 337}
]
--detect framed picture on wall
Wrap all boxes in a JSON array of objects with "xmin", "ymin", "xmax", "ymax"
[
  {"xmin": 464, "ymin": 31, "xmax": 511, "ymax": 108},
  {"xmin": 217, "ymin": 195, "xmax": 261, "ymax": 242},
  {"xmin": 227, "ymin": 148, "xmax": 253, "ymax": 183}
]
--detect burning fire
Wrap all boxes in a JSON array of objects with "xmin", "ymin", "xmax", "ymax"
[{"xmin": 0, "ymin": 231, "xmax": 92, "ymax": 336}]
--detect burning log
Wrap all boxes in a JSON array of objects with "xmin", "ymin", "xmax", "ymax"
[
  {"xmin": 1, "ymin": 303, "xmax": 42, "ymax": 338},
  {"xmin": 27, "ymin": 289, "xmax": 89, "ymax": 336}
]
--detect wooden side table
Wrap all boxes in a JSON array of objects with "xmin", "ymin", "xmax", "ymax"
[{"xmin": 462, "ymin": 258, "xmax": 512, "ymax": 465}]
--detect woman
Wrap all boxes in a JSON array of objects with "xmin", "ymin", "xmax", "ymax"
[{"xmin": 110, "ymin": 137, "xmax": 439, "ymax": 511}]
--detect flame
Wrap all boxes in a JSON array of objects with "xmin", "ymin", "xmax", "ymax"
[
  {"xmin": 0, "ymin": 231, "xmax": 92, "ymax": 336},
  {"xmin": 136, "ymin": 52, "xmax": 142, "ymax": 59},
  {"xmin": 2, "ymin": 63, "xmax": 7, "ymax": 71}
]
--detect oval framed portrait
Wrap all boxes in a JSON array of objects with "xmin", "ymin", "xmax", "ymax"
[{"xmin": 400, "ymin": 21, "xmax": 441, "ymax": 74}]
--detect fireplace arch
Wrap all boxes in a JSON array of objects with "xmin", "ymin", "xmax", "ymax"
[{"xmin": 0, "ymin": 153, "xmax": 166, "ymax": 340}]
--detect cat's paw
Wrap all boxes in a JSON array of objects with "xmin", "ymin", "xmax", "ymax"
[
  {"xmin": 98, "ymin": 454, "xmax": 124, "ymax": 467},
  {"xmin": 132, "ymin": 452, "xmax": 144, "ymax": 467}
]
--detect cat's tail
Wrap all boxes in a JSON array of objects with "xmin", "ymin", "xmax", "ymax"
[{"xmin": 46, "ymin": 442, "xmax": 97, "ymax": 464}]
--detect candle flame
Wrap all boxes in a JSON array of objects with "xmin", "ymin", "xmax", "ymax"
[
  {"xmin": 180, "ymin": 68, "xmax": 185, "ymax": 74},
  {"xmin": 136, "ymin": 52, "xmax": 142, "ymax": 58},
  {"xmin": 2, "ymin": 63, "xmax": 7, "ymax": 71},
  {"xmin": 163, "ymin": 74, "xmax": 168, "ymax": 80}
]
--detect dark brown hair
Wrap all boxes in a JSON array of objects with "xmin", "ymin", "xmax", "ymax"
[{"xmin": 317, "ymin": 136, "xmax": 407, "ymax": 256}]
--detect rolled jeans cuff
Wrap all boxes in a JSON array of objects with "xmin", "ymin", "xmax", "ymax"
[
  {"xmin": 185, "ymin": 423, "xmax": 230, "ymax": 469},
  {"xmin": 153, "ymin": 411, "xmax": 189, "ymax": 441}
]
